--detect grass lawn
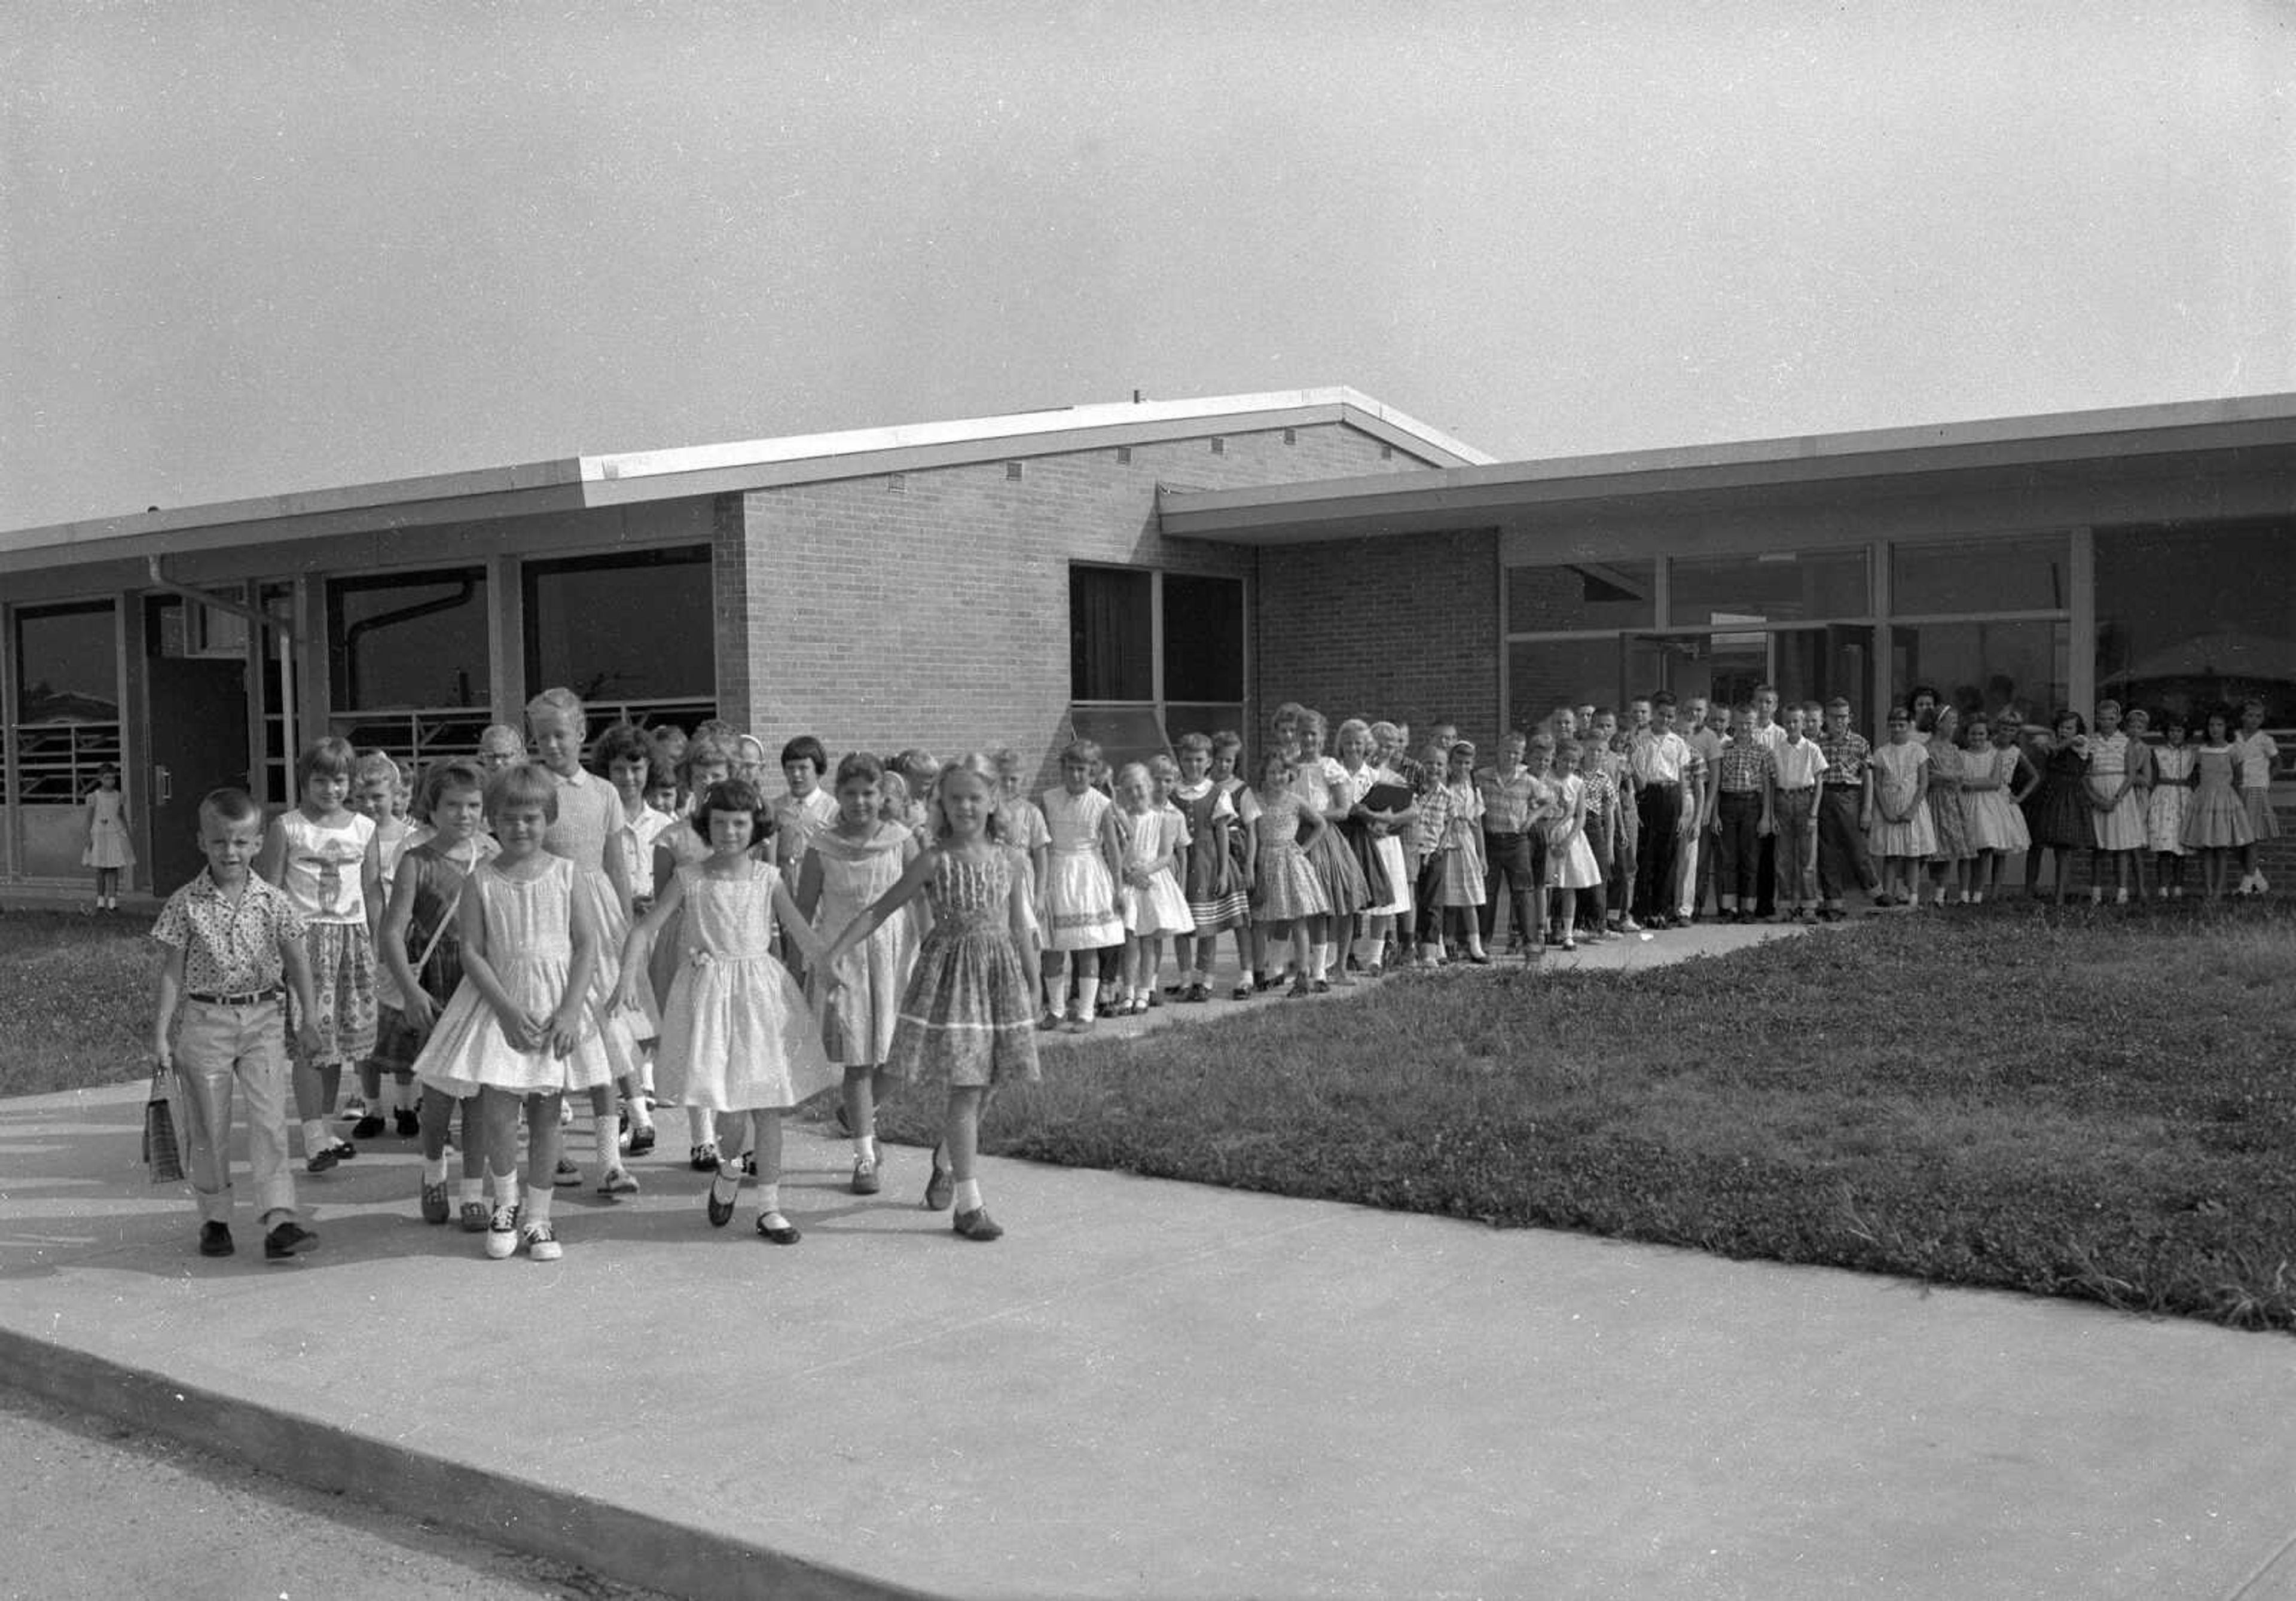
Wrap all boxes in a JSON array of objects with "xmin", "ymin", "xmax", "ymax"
[
  {"xmin": 0, "ymin": 911, "xmax": 161, "ymax": 1099},
  {"xmin": 884, "ymin": 902, "xmax": 2296, "ymax": 1332},
  {"xmin": 11, "ymin": 900, "xmax": 2294, "ymax": 1331}
]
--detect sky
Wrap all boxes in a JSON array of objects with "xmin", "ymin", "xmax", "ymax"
[{"xmin": 3, "ymin": 1, "xmax": 2291, "ymax": 530}]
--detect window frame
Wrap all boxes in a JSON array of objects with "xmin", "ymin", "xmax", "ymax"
[{"xmin": 1066, "ymin": 561, "xmax": 1248, "ymax": 754}]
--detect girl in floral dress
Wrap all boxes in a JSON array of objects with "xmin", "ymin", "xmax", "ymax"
[
  {"xmin": 1922, "ymin": 706, "xmax": 1972, "ymax": 906},
  {"xmin": 2144, "ymin": 711, "xmax": 2195, "ymax": 898},
  {"xmin": 823, "ymin": 754, "xmax": 1041, "ymax": 1243},
  {"xmin": 1244, "ymin": 750, "xmax": 1329, "ymax": 997},
  {"xmin": 1865, "ymin": 708, "xmax": 1935, "ymax": 906},
  {"xmin": 1958, "ymin": 712, "xmax": 2031, "ymax": 903}
]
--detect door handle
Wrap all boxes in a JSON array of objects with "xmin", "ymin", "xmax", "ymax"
[{"xmin": 154, "ymin": 765, "xmax": 173, "ymax": 805}]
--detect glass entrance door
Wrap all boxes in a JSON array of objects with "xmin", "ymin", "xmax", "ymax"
[{"xmin": 1629, "ymin": 633, "xmax": 1768, "ymax": 708}]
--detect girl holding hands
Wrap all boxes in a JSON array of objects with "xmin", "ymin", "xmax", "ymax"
[
  {"xmin": 616, "ymin": 778, "xmax": 839, "ymax": 1245},
  {"xmin": 822, "ymin": 754, "xmax": 1042, "ymax": 1243}
]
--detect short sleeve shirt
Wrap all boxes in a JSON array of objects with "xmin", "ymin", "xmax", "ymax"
[
  {"xmin": 154, "ymin": 870, "xmax": 309, "ymax": 995},
  {"xmin": 1772, "ymin": 738, "xmax": 1829, "ymax": 790},
  {"xmin": 545, "ymin": 768, "xmax": 624, "ymax": 872},
  {"xmin": 2236, "ymin": 732, "xmax": 2281, "ymax": 788},
  {"xmin": 1816, "ymin": 728, "xmax": 1871, "ymax": 787},
  {"xmin": 1715, "ymin": 741, "xmax": 1775, "ymax": 795}
]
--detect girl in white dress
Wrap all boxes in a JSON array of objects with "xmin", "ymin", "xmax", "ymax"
[
  {"xmin": 1038, "ymin": 740, "xmax": 1126, "ymax": 1031},
  {"xmin": 415, "ymin": 763, "xmax": 613, "ymax": 1263},
  {"xmin": 1543, "ymin": 743, "xmax": 1601, "ymax": 949},
  {"xmin": 1956, "ymin": 712, "xmax": 2032, "ymax": 903},
  {"xmin": 1113, "ymin": 762, "xmax": 1192, "ymax": 1015},
  {"xmin": 616, "ymin": 778, "xmax": 838, "ymax": 1245},
  {"xmin": 796, "ymin": 753, "xmax": 920, "ymax": 1196},
  {"xmin": 81, "ymin": 763, "xmax": 133, "ymax": 911}
]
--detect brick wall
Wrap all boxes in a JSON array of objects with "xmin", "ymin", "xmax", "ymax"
[
  {"xmin": 714, "ymin": 422, "xmax": 1437, "ymax": 778},
  {"xmin": 1254, "ymin": 527, "xmax": 1504, "ymax": 751}
]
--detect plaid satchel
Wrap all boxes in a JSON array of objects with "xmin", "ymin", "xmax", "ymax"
[{"xmin": 141, "ymin": 1061, "xmax": 185, "ymax": 1184}]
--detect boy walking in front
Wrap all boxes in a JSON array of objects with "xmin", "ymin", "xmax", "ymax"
[{"xmin": 152, "ymin": 787, "xmax": 325, "ymax": 1261}]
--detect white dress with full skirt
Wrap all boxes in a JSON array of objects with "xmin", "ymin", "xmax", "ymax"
[
  {"xmin": 414, "ymin": 856, "xmax": 617, "ymax": 1098},
  {"xmin": 655, "ymin": 861, "xmax": 838, "ymax": 1113}
]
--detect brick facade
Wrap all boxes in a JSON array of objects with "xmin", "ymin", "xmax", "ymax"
[
  {"xmin": 1254, "ymin": 527, "xmax": 1504, "ymax": 748},
  {"xmin": 713, "ymin": 423, "xmax": 1439, "ymax": 778}
]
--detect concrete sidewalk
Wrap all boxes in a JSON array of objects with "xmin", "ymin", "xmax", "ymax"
[{"xmin": 5, "ymin": 927, "xmax": 2295, "ymax": 1600}]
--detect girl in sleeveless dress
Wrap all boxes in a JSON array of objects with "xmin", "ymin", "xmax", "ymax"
[
  {"xmin": 655, "ymin": 737, "xmax": 735, "ymax": 1171},
  {"xmin": 617, "ymin": 778, "xmax": 839, "ymax": 1245},
  {"xmin": 2143, "ymin": 711, "xmax": 2194, "ymax": 898},
  {"xmin": 81, "ymin": 763, "xmax": 133, "ymax": 911},
  {"xmin": 823, "ymin": 755, "xmax": 1042, "ymax": 1243},
  {"xmin": 1111, "ymin": 762, "xmax": 1191, "ymax": 1016},
  {"xmin": 2182, "ymin": 710, "xmax": 2252, "ymax": 900},
  {"xmin": 1289, "ymin": 710, "xmax": 1370, "ymax": 988},
  {"xmin": 256, "ymin": 735, "xmax": 380, "ymax": 1173},
  {"xmin": 381, "ymin": 760, "xmax": 494, "ymax": 1231},
  {"xmin": 415, "ymin": 763, "xmax": 615, "ymax": 1263},
  {"xmin": 1038, "ymin": 740, "xmax": 1125, "ymax": 1031},
  {"xmin": 796, "ymin": 753, "xmax": 920, "ymax": 1197}
]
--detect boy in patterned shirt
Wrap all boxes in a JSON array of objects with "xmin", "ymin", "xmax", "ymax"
[{"xmin": 152, "ymin": 788, "xmax": 325, "ymax": 1261}]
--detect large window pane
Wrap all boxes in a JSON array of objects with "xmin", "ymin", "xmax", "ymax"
[
  {"xmin": 1067, "ymin": 705, "xmax": 1168, "ymax": 774},
  {"xmin": 1893, "ymin": 533, "xmax": 2068, "ymax": 616},
  {"xmin": 14, "ymin": 602, "xmax": 117, "ymax": 722},
  {"xmin": 524, "ymin": 546, "xmax": 710, "ymax": 704},
  {"xmin": 1164, "ymin": 702, "xmax": 1245, "ymax": 748},
  {"xmin": 329, "ymin": 569, "xmax": 488, "ymax": 710},
  {"xmin": 1509, "ymin": 639, "xmax": 1624, "ymax": 730},
  {"xmin": 1891, "ymin": 621, "xmax": 2068, "ymax": 722},
  {"xmin": 1070, "ymin": 566, "xmax": 1153, "ymax": 702},
  {"xmin": 1507, "ymin": 560, "xmax": 1656, "ymax": 633},
  {"xmin": 1669, "ymin": 550, "xmax": 1869, "ymax": 626},
  {"xmin": 1161, "ymin": 573, "xmax": 1244, "ymax": 702},
  {"xmin": 2097, "ymin": 521, "xmax": 2296, "ymax": 734},
  {"xmin": 1775, "ymin": 627, "xmax": 1878, "ymax": 731}
]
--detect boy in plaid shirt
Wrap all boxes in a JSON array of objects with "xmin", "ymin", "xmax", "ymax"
[{"xmin": 152, "ymin": 788, "xmax": 324, "ymax": 1261}]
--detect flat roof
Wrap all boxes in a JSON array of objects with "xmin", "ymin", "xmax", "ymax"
[
  {"xmin": 1, "ymin": 386, "xmax": 1491, "ymax": 570},
  {"xmin": 1158, "ymin": 391, "xmax": 2296, "ymax": 545}
]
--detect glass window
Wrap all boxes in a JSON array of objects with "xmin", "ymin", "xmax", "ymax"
[
  {"xmin": 1890, "ymin": 620, "xmax": 2068, "ymax": 723},
  {"xmin": 1892, "ymin": 533, "xmax": 2069, "ymax": 616},
  {"xmin": 1506, "ymin": 560, "xmax": 1656, "ymax": 634},
  {"xmin": 1161, "ymin": 573, "xmax": 1244, "ymax": 702},
  {"xmin": 2096, "ymin": 520, "xmax": 2296, "ymax": 736},
  {"xmin": 1164, "ymin": 702, "xmax": 1247, "ymax": 748},
  {"xmin": 14, "ymin": 601, "xmax": 118, "ymax": 723},
  {"xmin": 1508, "ymin": 638, "xmax": 1626, "ymax": 729},
  {"xmin": 1068, "ymin": 705, "xmax": 1169, "ymax": 775},
  {"xmin": 523, "ymin": 546, "xmax": 711, "ymax": 705},
  {"xmin": 329, "ymin": 569, "xmax": 489, "ymax": 710},
  {"xmin": 1070, "ymin": 566, "xmax": 1153, "ymax": 702},
  {"xmin": 1668, "ymin": 550, "xmax": 1869, "ymax": 626}
]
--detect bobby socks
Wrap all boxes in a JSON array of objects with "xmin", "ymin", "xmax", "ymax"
[
  {"xmin": 423, "ymin": 1154, "xmax": 449, "ymax": 1186},
  {"xmin": 1308, "ymin": 946, "xmax": 1329, "ymax": 982},
  {"xmin": 1076, "ymin": 974, "xmax": 1101, "ymax": 1018},
  {"xmin": 596, "ymin": 1116, "xmax": 619, "ymax": 1170},
  {"xmin": 524, "ymin": 1186, "xmax": 552, "ymax": 1226},
  {"xmin": 954, "ymin": 1178, "xmax": 983, "ymax": 1212},
  {"xmin": 854, "ymin": 1134, "xmax": 877, "ymax": 1165},
  {"xmin": 301, "ymin": 1117, "xmax": 331, "ymax": 1156},
  {"xmin": 491, "ymin": 1170, "xmax": 521, "ymax": 1214}
]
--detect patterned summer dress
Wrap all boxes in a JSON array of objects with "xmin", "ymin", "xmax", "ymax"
[
  {"xmin": 1544, "ymin": 773, "xmax": 1601, "ymax": 891},
  {"xmin": 1923, "ymin": 740, "xmax": 1971, "ymax": 861},
  {"xmin": 2146, "ymin": 744, "xmax": 2193, "ymax": 856},
  {"xmin": 1249, "ymin": 789, "xmax": 1329, "ymax": 922},
  {"xmin": 1292, "ymin": 757, "xmax": 1370, "ymax": 918},
  {"xmin": 806, "ymin": 823, "xmax": 918, "ymax": 1067},
  {"xmin": 2181, "ymin": 745, "xmax": 2252, "ymax": 850},
  {"xmin": 1174, "ymin": 780, "xmax": 1248, "ymax": 934},
  {"xmin": 1042, "ymin": 786, "xmax": 1125, "ymax": 951},
  {"xmin": 654, "ymin": 860, "xmax": 836, "ymax": 1112},
  {"xmin": 2086, "ymin": 732, "xmax": 2147, "ymax": 851},
  {"xmin": 1960, "ymin": 744, "xmax": 2029, "ymax": 853},
  {"xmin": 414, "ymin": 856, "xmax": 617, "ymax": 1098},
  {"xmin": 1866, "ymin": 740, "xmax": 1937, "ymax": 858},
  {"xmin": 887, "ymin": 847, "xmax": 1040, "ymax": 1087}
]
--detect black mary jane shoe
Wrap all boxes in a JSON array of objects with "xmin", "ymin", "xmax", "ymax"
[
  {"xmin": 756, "ymin": 1213, "xmax": 802, "ymax": 1246},
  {"xmin": 706, "ymin": 1169, "xmax": 741, "ymax": 1228}
]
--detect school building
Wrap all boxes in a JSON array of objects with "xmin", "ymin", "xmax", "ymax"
[{"xmin": 2, "ymin": 386, "xmax": 2292, "ymax": 900}]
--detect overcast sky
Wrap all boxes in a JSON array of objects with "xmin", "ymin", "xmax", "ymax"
[{"xmin": 3, "ymin": 2, "xmax": 2290, "ymax": 530}]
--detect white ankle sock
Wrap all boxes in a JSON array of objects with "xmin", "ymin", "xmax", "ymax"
[
  {"xmin": 422, "ymin": 1155, "xmax": 448, "ymax": 1186},
  {"xmin": 491, "ymin": 1171, "xmax": 520, "ymax": 1212},
  {"xmin": 596, "ymin": 1118, "xmax": 619, "ymax": 1169},
  {"xmin": 954, "ymin": 1178, "xmax": 983, "ymax": 1211},
  {"xmin": 524, "ymin": 1186, "xmax": 552, "ymax": 1225},
  {"xmin": 458, "ymin": 1177, "xmax": 484, "ymax": 1206},
  {"xmin": 855, "ymin": 1135, "xmax": 877, "ymax": 1164},
  {"xmin": 302, "ymin": 1117, "xmax": 330, "ymax": 1155},
  {"xmin": 756, "ymin": 1182, "xmax": 780, "ymax": 1215},
  {"xmin": 1077, "ymin": 976, "xmax": 1100, "ymax": 1018}
]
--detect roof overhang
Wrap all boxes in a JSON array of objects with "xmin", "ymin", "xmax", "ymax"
[
  {"xmin": 1158, "ymin": 392, "xmax": 2296, "ymax": 545},
  {"xmin": 1, "ymin": 387, "xmax": 1488, "ymax": 575}
]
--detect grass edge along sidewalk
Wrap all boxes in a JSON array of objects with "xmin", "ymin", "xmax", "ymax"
[
  {"xmin": 11, "ymin": 904, "xmax": 2296, "ymax": 1334},
  {"xmin": 884, "ymin": 903, "xmax": 2296, "ymax": 1334}
]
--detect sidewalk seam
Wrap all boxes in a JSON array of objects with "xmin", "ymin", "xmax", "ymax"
[{"xmin": 0, "ymin": 1324, "xmax": 938, "ymax": 1601}]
